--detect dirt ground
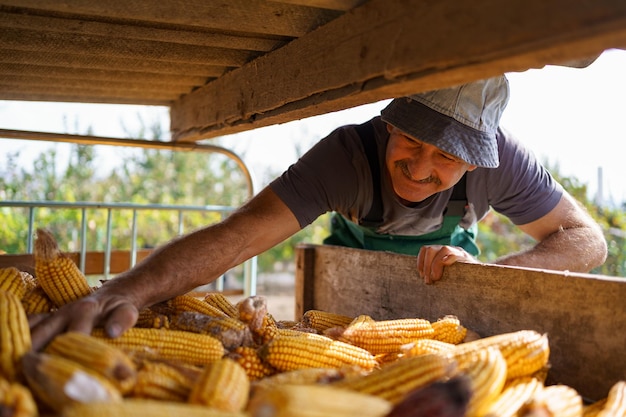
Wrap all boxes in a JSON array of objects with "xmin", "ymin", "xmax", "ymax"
[{"xmin": 225, "ymin": 272, "xmax": 297, "ymax": 322}]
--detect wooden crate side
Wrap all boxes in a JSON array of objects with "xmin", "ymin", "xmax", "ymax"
[{"xmin": 295, "ymin": 244, "xmax": 626, "ymax": 401}]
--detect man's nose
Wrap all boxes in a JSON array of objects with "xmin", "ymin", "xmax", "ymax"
[{"xmin": 406, "ymin": 156, "xmax": 435, "ymax": 181}]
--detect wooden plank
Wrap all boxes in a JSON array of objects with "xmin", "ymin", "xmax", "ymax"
[
  {"xmin": 272, "ymin": 0, "xmax": 367, "ymax": 12},
  {"xmin": 0, "ymin": 28, "xmax": 257, "ymax": 66},
  {"xmin": 0, "ymin": 10, "xmax": 285, "ymax": 52},
  {"xmin": 295, "ymin": 244, "xmax": 626, "ymax": 401},
  {"xmin": 0, "ymin": 83, "xmax": 178, "ymax": 105},
  {"xmin": 0, "ymin": 249, "xmax": 153, "ymax": 275},
  {"xmin": 0, "ymin": 49, "xmax": 229, "ymax": 77},
  {"xmin": 170, "ymin": 0, "xmax": 626, "ymax": 142},
  {"xmin": 0, "ymin": 0, "xmax": 342, "ymax": 38},
  {"xmin": 0, "ymin": 63, "xmax": 208, "ymax": 85}
]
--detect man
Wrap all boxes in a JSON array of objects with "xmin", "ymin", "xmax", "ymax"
[{"xmin": 29, "ymin": 75, "xmax": 607, "ymax": 350}]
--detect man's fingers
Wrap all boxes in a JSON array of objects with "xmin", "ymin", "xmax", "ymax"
[
  {"xmin": 65, "ymin": 298, "xmax": 102, "ymax": 334},
  {"xmin": 103, "ymin": 303, "xmax": 139, "ymax": 338},
  {"xmin": 30, "ymin": 311, "xmax": 70, "ymax": 351}
]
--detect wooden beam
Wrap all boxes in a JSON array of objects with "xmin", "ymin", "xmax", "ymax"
[
  {"xmin": 170, "ymin": 0, "xmax": 626, "ymax": 142},
  {"xmin": 1, "ymin": 0, "xmax": 341, "ymax": 38}
]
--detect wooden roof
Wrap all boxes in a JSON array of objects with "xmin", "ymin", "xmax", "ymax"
[{"xmin": 1, "ymin": 0, "xmax": 625, "ymax": 143}]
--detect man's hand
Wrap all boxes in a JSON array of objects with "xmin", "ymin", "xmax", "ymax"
[
  {"xmin": 417, "ymin": 245, "xmax": 480, "ymax": 284},
  {"xmin": 29, "ymin": 291, "xmax": 139, "ymax": 351}
]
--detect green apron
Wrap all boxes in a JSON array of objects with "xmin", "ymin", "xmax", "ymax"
[{"xmin": 323, "ymin": 213, "xmax": 480, "ymax": 256}]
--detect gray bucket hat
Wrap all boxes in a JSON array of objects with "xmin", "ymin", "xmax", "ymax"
[{"xmin": 380, "ymin": 76, "xmax": 510, "ymax": 168}]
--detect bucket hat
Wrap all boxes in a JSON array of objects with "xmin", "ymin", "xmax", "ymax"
[{"xmin": 380, "ymin": 75, "xmax": 510, "ymax": 168}]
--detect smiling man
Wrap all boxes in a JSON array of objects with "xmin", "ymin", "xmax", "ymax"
[{"xmin": 30, "ymin": 75, "xmax": 608, "ymax": 350}]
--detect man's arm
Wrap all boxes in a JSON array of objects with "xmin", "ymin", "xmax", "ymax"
[
  {"xmin": 417, "ymin": 191, "xmax": 607, "ymax": 283},
  {"xmin": 495, "ymin": 191, "xmax": 607, "ymax": 271},
  {"xmin": 30, "ymin": 186, "xmax": 302, "ymax": 350}
]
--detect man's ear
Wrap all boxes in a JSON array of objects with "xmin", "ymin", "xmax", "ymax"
[
  {"xmin": 467, "ymin": 165, "xmax": 478, "ymax": 172},
  {"xmin": 385, "ymin": 123, "xmax": 394, "ymax": 133}
]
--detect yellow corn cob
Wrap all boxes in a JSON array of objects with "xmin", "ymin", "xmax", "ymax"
[
  {"xmin": 375, "ymin": 352, "xmax": 404, "ymax": 366},
  {"xmin": 168, "ymin": 294, "xmax": 227, "ymax": 318},
  {"xmin": 0, "ymin": 267, "xmax": 36, "ymax": 300},
  {"xmin": 332, "ymin": 353, "xmax": 455, "ymax": 404},
  {"xmin": 431, "ymin": 315, "xmax": 468, "ymax": 344},
  {"xmin": 171, "ymin": 311, "xmax": 254, "ymax": 351},
  {"xmin": 402, "ymin": 338, "xmax": 456, "ymax": 357},
  {"xmin": 520, "ymin": 384, "xmax": 583, "ymax": 417},
  {"xmin": 204, "ymin": 292, "xmax": 239, "ymax": 318},
  {"xmin": 20, "ymin": 285, "xmax": 56, "ymax": 314},
  {"xmin": 22, "ymin": 351, "xmax": 122, "ymax": 413},
  {"xmin": 260, "ymin": 332, "xmax": 378, "ymax": 372},
  {"xmin": 0, "ymin": 290, "xmax": 32, "ymax": 382},
  {"xmin": 91, "ymin": 327, "xmax": 225, "ymax": 366},
  {"xmin": 34, "ymin": 228, "xmax": 93, "ymax": 306},
  {"xmin": 133, "ymin": 360, "xmax": 201, "ymax": 402},
  {"xmin": 60, "ymin": 398, "xmax": 248, "ymax": 417},
  {"xmin": 237, "ymin": 295, "xmax": 279, "ymax": 345},
  {"xmin": 135, "ymin": 307, "xmax": 170, "ymax": 329},
  {"xmin": 301, "ymin": 309, "xmax": 355, "ymax": 332},
  {"xmin": 45, "ymin": 331, "xmax": 137, "ymax": 394},
  {"xmin": 0, "ymin": 376, "xmax": 38, "ymax": 417},
  {"xmin": 251, "ymin": 366, "xmax": 367, "ymax": 394},
  {"xmin": 227, "ymin": 346, "xmax": 277, "ymax": 381},
  {"xmin": 247, "ymin": 384, "xmax": 393, "ymax": 417},
  {"xmin": 597, "ymin": 380, "xmax": 626, "ymax": 417},
  {"xmin": 584, "ymin": 399, "xmax": 608, "ymax": 417},
  {"xmin": 484, "ymin": 376, "xmax": 543, "ymax": 417},
  {"xmin": 188, "ymin": 357, "xmax": 250, "ymax": 412},
  {"xmin": 325, "ymin": 315, "xmax": 434, "ymax": 355},
  {"xmin": 454, "ymin": 330, "xmax": 550, "ymax": 380},
  {"xmin": 454, "ymin": 346, "xmax": 507, "ymax": 417}
]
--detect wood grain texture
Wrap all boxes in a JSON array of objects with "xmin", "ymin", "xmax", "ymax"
[
  {"xmin": 171, "ymin": 0, "xmax": 626, "ymax": 142},
  {"xmin": 295, "ymin": 243, "xmax": 626, "ymax": 401}
]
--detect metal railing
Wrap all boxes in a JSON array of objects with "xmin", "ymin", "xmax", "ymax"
[{"xmin": 0, "ymin": 129, "xmax": 259, "ymax": 296}]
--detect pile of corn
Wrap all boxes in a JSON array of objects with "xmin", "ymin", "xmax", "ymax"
[{"xmin": 1, "ymin": 228, "xmax": 625, "ymax": 417}]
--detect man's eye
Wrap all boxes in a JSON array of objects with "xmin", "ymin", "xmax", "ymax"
[{"xmin": 440, "ymin": 153, "xmax": 456, "ymax": 161}]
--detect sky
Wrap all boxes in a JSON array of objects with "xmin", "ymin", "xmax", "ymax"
[{"xmin": 1, "ymin": 48, "xmax": 625, "ymax": 205}]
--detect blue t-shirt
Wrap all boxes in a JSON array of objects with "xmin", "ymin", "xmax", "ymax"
[{"xmin": 270, "ymin": 116, "xmax": 563, "ymax": 235}]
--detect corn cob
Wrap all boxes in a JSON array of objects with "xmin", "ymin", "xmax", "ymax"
[
  {"xmin": 22, "ymin": 351, "xmax": 122, "ymax": 413},
  {"xmin": 171, "ymin": 311, "xmax": 254, "ymax": 351},
  {"xmin": 597, "ymin": 380, "xmax": 626, "ymax": 417},
  {"xmin": 0, "ymin": 290, "xmax": 32, "ymax": 382},
  {"xmin": 325, "ymin": 315, "xmax": 434, "ymax": 355},
  {"xmin": 188, "ymin": 357, "xmax": 250, "ymax": 412},
  {"xmin": 402, "ymin": 338, "xmax": 456, "ymax": 357},
  {"xmin": 454, "ymin": 330, "xmax": 550, "ymax": 380},
  {"xmin": 484, "ymin": 376, "xmax": 543, "ymax": 417},
  {"xmin": 168, "ymin": 294, "xmax": 228, "ymax": 318},
  {"xmin": 454, "ymin": 346, "xmax": 508, "ymax": 417},
  {"xmin": 0, "ymin": 267, "xmax": 36, "ymax": 300},
  {"xmin": 227, "ymin": 346, "xmax": 277, "ymax": 381},
  {"xmin": 520, "ymin": 384, "xmax": 583, "ymax": 417},
  {"xmin": 20, "ymin": 285, "xmax": 56, "ymax": 314},
  {"xmin": 260, "ymin": 332, "xmax": 378, "ymax": 372},
  {"xmin": 135, "ymin": 307, "xmax": 170, "ymax": 329},
  {"xmin": 385, "ymin": 376, "xmax": 471, "ymax": 417},
  {"xmin": 584, "ymin": 399, "xmax": 608, "ymax": 417},
  {"xmin": 332, "ymin": 353, "xmax": 455, "ymax": 404},
  {"xmin": 301, "ymin": 309, "xmax": 355, "ymax": 332},
  {"xmin": 251, "ymin": 366, "xmax": 367, "ymax": 395},
  {"xmin": 45, "ymin": 331, "xmax": 137, "ymax": 394},
  {"xmin": 237, "ymin": 295, "xmax": 279, "ymax": 345},
  {"xmin": 431, "ymin": 315, "xmax": 468, "ymax": 344},
  {"xmin": 34, "ymin": 228, "xmax": 93, "ymax": 306},
  {"xmin": 133, "ymin": 360, "xmax": 201, "ymax": 402},
  {"xmin": 0, "ymin": 376, "xmax": 38, "ymax": 417},
  {"xmin": 247, "ymin": 384, "xmax": 393, "ymax": 417},
  {"xmin": 204, "ymin": 292, "xmax": 239, "ymax": 318},
  {"xmin": 91, "ymin": 327, "xmax": 225, "ymax": 366},
  {"xmin": 60, "ymin": 398, "xmax": 248, "ymax": 417}
]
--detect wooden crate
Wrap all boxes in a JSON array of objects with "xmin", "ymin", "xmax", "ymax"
[{"xmin": 295, "ymin": 243, "xmax": 626, "ymax": 401}]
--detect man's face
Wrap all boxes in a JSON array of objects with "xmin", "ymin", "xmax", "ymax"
[{"xmin": 385, "ymin": 124, "xmax": 476, "ymax": 204}]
